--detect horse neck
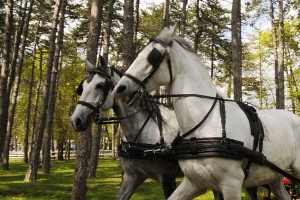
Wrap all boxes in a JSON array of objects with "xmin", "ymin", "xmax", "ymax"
[
  {"xmin": 169, "ymin": 43, "xmax": 220, "ymax": 136},
  {"xmin": 111, "ymin": 71, "xmax": 160, "ymax": 143},
  {"xmin": 170, "ymin": 42, "xmax": 217, "ymax": 97},
  {"xmin": 111, "ymin": 70, "xmax": 177, "ymax": 145},
  {"xmin": 113, "ymin": 100, "xmax": 161, "ymax": 144}
]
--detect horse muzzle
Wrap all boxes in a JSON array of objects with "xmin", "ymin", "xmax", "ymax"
[{"xmin": 70, "ymin": 114, "xmax": 89, "ymax": 132}]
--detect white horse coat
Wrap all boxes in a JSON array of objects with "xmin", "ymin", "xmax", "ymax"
[
  {"xmin": 70, "ymin": 62, "xmax": 181, "ymax": 199},
  {"xmin": 112, "ymin": 26, "xmax": 300, "ymax": 199}
]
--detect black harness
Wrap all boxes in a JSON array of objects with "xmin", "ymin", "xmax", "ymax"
[
  {"xmin": 75, "ymin": 67, "xmax": 170, "ymax": 161},
  {"xmin": 124, "ymin": 38, "xmax": 173, "ymax": 89},
  {"xmin": 122, "ymin": 37, "xmax": 300, "ymax": 183},
  {"xmin": 76, "ymin": 68, "xmax": 114, "ymax": 114}
]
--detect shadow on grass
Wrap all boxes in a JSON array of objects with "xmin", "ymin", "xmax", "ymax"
[
  {"xmin": 0, "ymin": 160, "xmax": 75, "ymax": 200},
  {"xmin": 0, "ymin": 158, "xmax": 253, "ymax": 200}
]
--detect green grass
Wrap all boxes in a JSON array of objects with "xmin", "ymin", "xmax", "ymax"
[{"xmin": 0, "ymin": 157, "xmax": 267, "ymax": 199}]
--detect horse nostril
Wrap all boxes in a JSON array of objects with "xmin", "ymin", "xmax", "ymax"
[
  {"xmin": 117, "ymin": 85, "xmax": 127, "ymax": 94},
  {"xmin": 75, "ymin": 118, "xmax": 83, "ymax": 128}
]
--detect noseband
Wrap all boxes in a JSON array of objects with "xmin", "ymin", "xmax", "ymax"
[
  {"xmin": 123, "ymin": 38, "xmax": 173, "ymax": 90},
  {"xmin": 76, "ymin": 68, "xmax": 114, "ymax": 118}
]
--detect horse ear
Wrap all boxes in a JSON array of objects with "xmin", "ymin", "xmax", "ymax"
[
  {"xmin": 86, "ymin": 60, "xmax": 95, "ymax": 70},
  {"xmin": 99, "ymin": 55, "xmax": 106, "ymax": 68},
  {"xmin": 170, "ymin": 23, "xmax": 178, "ymax": 36}
]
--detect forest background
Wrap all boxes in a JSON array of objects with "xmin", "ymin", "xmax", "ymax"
[{"xmin": 0, "ymin": 0, "xmax": 299, "ymax": 198}]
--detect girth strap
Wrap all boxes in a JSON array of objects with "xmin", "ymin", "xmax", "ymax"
[
  {"xmin": 117, "ymin": 142, "xmax": 175, "ymax": 161},
  {"xmin": 171, "ymin": 137, "xmax": 244, "ymax": 160},
  {"xmin": 237, "ymin": 102, "xmax": 265, "ymax": 179}
]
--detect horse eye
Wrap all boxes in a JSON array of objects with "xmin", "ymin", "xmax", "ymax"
[{"xmin": 95, "ymin": 83, "xmax": 104, "ymax": 89}]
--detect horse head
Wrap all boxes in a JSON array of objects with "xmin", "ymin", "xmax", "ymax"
[
  {"xmin": 112, "ymin": 25, "xmax": 179, "ymax": 103},
  {"xmin": 70, "ymin": 58, "xmax": 115, "ymax": 132}
]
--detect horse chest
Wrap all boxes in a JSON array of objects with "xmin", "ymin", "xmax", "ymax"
[
  {"xmin": 178, "ymin": 158, "xmax": 244, "ymax": 188},
  {"xmin": 174, "ymin": 101, "xmax": 219, "ymax": 135}
]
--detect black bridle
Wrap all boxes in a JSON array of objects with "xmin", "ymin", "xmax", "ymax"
[
  {"xmin": 76, "ymin": 68, "xmax": 114, "ymax": 115},
  {"xmin": 75, "ymin": 67, "xmax": 166, "ymax": 151},
  {"xmin": 123, "ymin": 38, "xmax": 173, "ymax": 90}
]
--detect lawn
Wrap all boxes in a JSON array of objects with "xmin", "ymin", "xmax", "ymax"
[{"xmin": 0, "ymin": 157, "xmax": 267, "ymax": 199}]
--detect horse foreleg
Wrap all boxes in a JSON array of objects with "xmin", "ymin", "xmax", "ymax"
[
  {"xmin": 212, "ymin": 191, "xmax": 224, "ymax": 200},
  {"xmin": 269, "ymin": 176, "xmax": 290, "ymax": 200},
  {"xmin": 161, "ymin": 175, "xmax": 177, "ymax": 199},
  {"xmin": 116, "ymin": 172, "xmax": 146, "ymax": 200},
  {"xmin": 219, "ymin": 176, "xmax": 244, "ymax": 200},
  {"xmin": 245, "ymin": 186, "xmax": 258, "ymax": 200},
  {"xmin": 167, "ymin": 176, "xmax": 206, "ymax": 200}
]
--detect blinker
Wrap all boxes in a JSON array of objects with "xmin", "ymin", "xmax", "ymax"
[
  {"xmin": 147, "ymin": 48, "xmax": 165, "ymax": 68},
  {"xmin": 76, "ymin": 79, "xmax": 85, "ymax": 95}
]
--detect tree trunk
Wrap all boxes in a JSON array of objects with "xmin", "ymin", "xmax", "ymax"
[
  {"xmin": 112, "ymin": 122, "xmax": 119, "ymax": 157},
  {"xmin": 24, "ymin": 30, "xmax": 39, "ymax": 163},
  {"xmin": 194, "ymin": 0, "xmax": 202, "ymax": 52},
  {"xmin": 72, "ymin": 0, "xmax": 103, "ymax": 198},
  {"xmin": 288, "ymin": 65, "xmax": 299, "ymax": 113},
  {"xmin": 163, "ymin": 0, "xmax": 170, "ymax": 28},
  {"xmin": 122, "ymin": 0, "xmax": 135, "ymax": 69},
  {"xmin": 231, "ymin": 0, "xmax": 242, "ymax": 101},
  {"xmin": 65, "ymin": 139, "xmax": 71, "ymax": 161},
  {"xmin": 24, "ymin": 0, "xmax": 61, "ymax": 182},
  {"xmin": 7, "ymin": 0, "xmax": 26, "ymax": 106},
  {"xmin": 269, "ymin": 0, "xmax": 279, "ymax": 108},
  {"xmin": 3, "ymin": 0, "xmax": 34, "ymax": 170},
  {"xmin": 134, "ymin": 0, "xmax": 139, "ymax": 42},
  {"xmin": 88, "ymin": 124, "xmax": 102, "ymax": 178},
  {"xmin": 57, "ymin": 140, "xmax": 64, "ymax": 160},
  {"xmin": 277, "ymin": 0, "xmax": 285, "ymax": 109},
  {"xmin": 0, "ymin": 0, "xmax": 14, "ymax": 164},
  {"xmin": 103, "ymin": 0, "xmax": 115, "ymax": 63},
  {"xmin": 181, "ymin": 0, "xmax": 188, "ymax": 36},
  {"xmin": 86, "ymin": 0, "xmax": 103, "ymax": 65},
  {"xmin": 43, "ymin": 0, "xmax": 67, "ymax": 174},
  {"xmin": 160, "ymin": 0, "xmax": 171, "ymax": 104},
  {"xmin": 29, "ymin": 51, "xmax": 43, "ymax": 162}
]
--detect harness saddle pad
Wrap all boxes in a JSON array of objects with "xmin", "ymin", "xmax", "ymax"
[{"xmin": 172, "ymin": 102, "xmax": 264, "ymax": 160}]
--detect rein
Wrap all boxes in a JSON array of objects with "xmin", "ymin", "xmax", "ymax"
[
  {"xmin": 76, "ymin": 67, "xmax": 169, "ymax": 160},
  {"xmin": 141, "ymin": 92, "xmax": 300, "ymax": 183},
  {"xmin": 90, "ymin": 107, "xmax": 147, "ymax": 124},
  {"xmin": 116, "ymin": 36, "xmax": 300, "ymax": 183}
]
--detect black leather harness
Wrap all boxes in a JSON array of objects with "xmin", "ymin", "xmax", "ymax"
[{"xmin": 121, "ymin": 37, "xmax": 300, "ymax": 183}]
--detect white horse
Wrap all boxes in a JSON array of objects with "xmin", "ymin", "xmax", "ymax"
[
  {"xmin": 112, "ymin": 25, "xmax": 300, "ymax": 200},
  {"xmin": 70, "ymin": 60, "xmax": 181, "ymax": 199}
]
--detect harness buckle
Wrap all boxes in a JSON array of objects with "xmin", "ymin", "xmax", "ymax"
[
  {"xmin": 144, "ymin": 149, "xmax": 159, "ymax": 156},
  {"xmin": 120, "ymin": 143, "xmax": 130, "ymax": 152},
  {"xmin": 138, "ymin": 87, "xmax": 146, "ymax": 107},
  {"xmin": 91, "ymin": 113, "xmax": 101, "ymax": 123}
]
